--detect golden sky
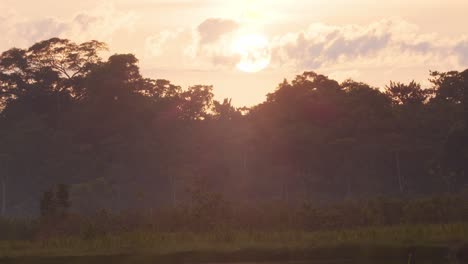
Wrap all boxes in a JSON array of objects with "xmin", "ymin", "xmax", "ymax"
[{"xmin": 1, "ymin": 0, "xmax": 468, "ymax": 106}]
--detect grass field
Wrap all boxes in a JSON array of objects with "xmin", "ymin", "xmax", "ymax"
[{"xmin": 1, "ymin": 223, "xmax": 468, "ymax": 263}]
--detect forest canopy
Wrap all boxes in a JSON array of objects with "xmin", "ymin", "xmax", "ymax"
[{"xmin": 0, "ymin": 38, "xmax": 468, "ymax": 217}]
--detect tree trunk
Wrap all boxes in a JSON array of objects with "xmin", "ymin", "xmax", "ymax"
[
  {"xmin": 342, "ymin": 151, "xmax": 352, "ymax": 198},
  {"xmin": 242, "ymin": 150, "xmax": 247, "ymax": 172},
  {"xmin": 395, "ymin": 151, "xmax": 403, "ymax": 193},
  {"xmin": 56, "ymin": 92, "xmax": 61, "ymax": 115},
  {"xmin": 1, "ymin": 175, "xmax": 6, "ymax": 217},
  {"xmin": 170, "ymin": 173, "xmax": 176, "ymax": 208},
  {"xmin": 282, "ymin": 176, "xmax": 289, "ymax": 204},
  {"xmin": 463, "ymin": 71, "xmax": 468, "ymax": 179},
  {"xmin": 283, "ymin": 182, "xmax": 289, "ymax": 204},
  {"xmin": 463, "ymin": 71, "xmax": 468, "ymax": 126},
  {"xmin": 344, "ymin": 157, "xmax": 352, "ymax": 198},
  {"xmin": 346, "ymin": 171, "xmax": 352, "ymax": 198}
]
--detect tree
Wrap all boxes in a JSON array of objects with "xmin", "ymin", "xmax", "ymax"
[
  {"xmin": 139, "ymin": 78, "xmax": 182, "ymax": 99},
  {"xmin": 179, "ymin": 85, "xmax": 214, "ymax": 120},
  {"xmin": 213, "ymin": 98, "xmax": 242, "ymax": 121},
  {"xmin": 3, "ymin": 37, "xmax": 468, "ymax": 216},
  {"xmin": 0, "ymin": 156, "xmax": 6, "ymax": 217},
  {"xmin": 27, "ymin": 38, "xmax": 106, "ymax": 80},
  {"xmin": 385, "ymin": 81, "xmax": 430, "ymax": 105},
  {"xmin": 0, "ymin": 38, "xmax": 107, "ymax": 103},
  {"xmin": 84, "ymin": 54, "xmax": 141, "ymax": 103},
  {"xmin": 40, "ymin": 190, "xmax": 56, "ymax": 218},
  {"xmin": 56, "ymin": 184, "xmax": 70, "ymax": 217},
  {"xmin": 437, "ymin": 69, "xmax": 468, "ymax": 190},
  {"xmin": 430, "ymin": 71, "xmax": 464, "ymax": 103},
  {"xmin": 39, "ymin": 184, "xmax": 70, "ymax": 219}
]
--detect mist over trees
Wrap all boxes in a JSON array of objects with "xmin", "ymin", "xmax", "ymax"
[{"xmin": 0, "ymin": 38, "xmax": 467, "ymax": 217}]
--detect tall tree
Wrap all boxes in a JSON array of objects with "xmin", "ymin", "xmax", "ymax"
[{"xmin": 385, "ymin": 81, "xmax": 430, "ymax": 105}]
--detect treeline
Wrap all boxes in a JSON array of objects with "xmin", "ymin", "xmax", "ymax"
[{"xmin": 0, "ymin": 38, "xmax": 468, "ymax": 217}]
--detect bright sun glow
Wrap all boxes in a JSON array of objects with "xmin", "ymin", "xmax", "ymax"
[{"xmin": 232, "ymin": 34, "xmax": 271, "ymax": 73}]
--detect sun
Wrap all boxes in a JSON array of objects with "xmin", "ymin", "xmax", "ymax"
[{"xmin": 232, "ymin": 34, "xmax": 271, "ymax": 73}]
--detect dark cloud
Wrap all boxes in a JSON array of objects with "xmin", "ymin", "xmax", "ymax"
[
  {"xmin": 16, "ymin": 18, "xmax": 68, "ymax": 45},
  {"xmin": 275, "ymin": 27, "xmax": 393, "ymax": 69},
  {"xmin": 400, "ymin": 41, "xmax": 433, "ymax": 54},
  {"xmin": 73, "ymin": 14, "xmax": 101, "ymax": 31},
  {"xmin": 197, "ymin": 18, "xmax": 238, "ymax": 44},
  {"xmin": 324, "ymin": 33, "xmax": 391, "ymax": 61},
  {"xmin": 455, "ymin": 41, "xmax": 468, "ymax": 65}
]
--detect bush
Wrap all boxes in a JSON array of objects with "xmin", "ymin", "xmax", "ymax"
[{"xmin": 0, "ymin": 218, "xmax": 37, "ymax": 240}]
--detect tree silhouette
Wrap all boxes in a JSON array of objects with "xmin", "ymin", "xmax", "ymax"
[
  {"xmin": 0, "ymin": 38, "xmax": 468, "ymax": 217},
  {"xmin": 40, "ymin": 190, "xmax": 56, "ymax": 219},
  {"xmin": 56, "ymin": 184, "xmax": 70, "ymax": 217},
  {"xmin": 385, "ymin": 81, "xmax": 430, "ymax": 105}
]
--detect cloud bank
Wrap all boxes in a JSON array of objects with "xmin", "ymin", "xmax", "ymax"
[
  {"xmin": 271, "ymin": 19, "xmax": 464, "ymax": 70},
  {"xmin": 143, "ymin": 17, "xmax": 468, "ymax": 75}
]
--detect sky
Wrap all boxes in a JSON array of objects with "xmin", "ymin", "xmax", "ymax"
[{"xmin": 1, "ymin": 0, "xmax": 468, "ymax": 106}]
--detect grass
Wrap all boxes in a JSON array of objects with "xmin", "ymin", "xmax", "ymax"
[{"xmin": 1, "ymin": 223, "xmax": 468, "ymax": 262}]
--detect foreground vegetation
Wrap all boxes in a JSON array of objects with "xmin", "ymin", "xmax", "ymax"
[
  {"xmin": 1, "ymin": 224, "xmax": 468, "ymax": 262},
  {"xmin": 1, "ymin": 194, "xmax": 468, "ymax": 261}
]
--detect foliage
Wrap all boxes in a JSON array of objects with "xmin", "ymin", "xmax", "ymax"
[
  {"xmin": 2, "ymin": 223, "xmax": 468, "ymax": 260},
  {"xmin": 0, "ymin": 38, "xmax": 467, "ymax": 221}
]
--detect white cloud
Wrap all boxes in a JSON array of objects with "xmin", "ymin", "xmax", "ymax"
[
  {"xmin": 144, "ymin": 29, "xmax": 201, "ymax": 68},
  {"xmin": 0, "ymin": 3, "xmax": 137, "ymax": 51},
  {"xmin": 270, "ymin": 18, "xmax": 463, "ymax": 70},
  {"xmin": 142, "ymin": 17, "xmax": 468, "ymax": 76},
  {"xmin": 144, "ymin": 18, "xmax": 240, "ymax": 69}
]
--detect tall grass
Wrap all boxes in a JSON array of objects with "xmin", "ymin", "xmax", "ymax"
[
  {"xmin": 2, "ymin": 223, "xmax": 468, "ymax": 258},
  {"xmin": 2, "ymin": 194, "xmax": 468, "ymax": 259}
]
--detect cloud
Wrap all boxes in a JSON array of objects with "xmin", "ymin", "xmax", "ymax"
[
  {"xmin": 14, "ymin": 18, "xmax": 68, "ymax": 45},
  {"xmin": 144, "ymin": 17, "xmax": 240, "ymax": 69},
  {"xmin": 0, "ymin": 2, "xmax": 66, "ymax": 50},
  {"xmin": 0, "ymin": 3, "xmax": 137, "ymax": 51},
  {"xmin": 119, "ymin": 0, "xmax": 216, "ymax": 11},
  {"xmin": 145, "ymin": 29, "xmax": 198, "ymax": 61},
  {"xmin": 142, "ymin": 17, "xmax": 468, "ymax": 75},
  {"xmin": 66, "ymin": 4, "xmax": 137, "ymax": 42},
  {"xmin": 455, "ymin": 40, "xmax": 468, "ymax": 65},
  {"xmin": 197, "ymin": 18, "xmax": 238, "ymax": 44},
  {"xmin": 268, "ymin": 18, "xmax": 468, "ymax": 75}
]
